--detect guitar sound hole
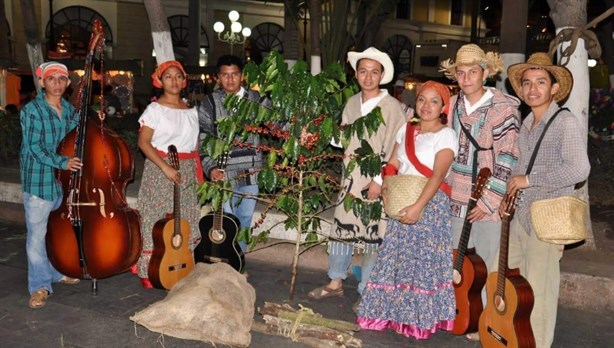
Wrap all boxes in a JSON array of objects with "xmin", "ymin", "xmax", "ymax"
[
  {"xmin": 209, "ymin": 229, "xmax": 226, "ymax": 244},
  {"xmin": 495, "ymin": 294, "xmax": 506, "ymax": 312},
  {"xmin": 171, "ymin": 234, "xmax": 183, "ymax": 248}
]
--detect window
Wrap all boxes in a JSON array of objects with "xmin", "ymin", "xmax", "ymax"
[
  {"xmin": 45, "ymin": 6, "xmax": 113, "ymax": 59},
  {"xmin": 451, "ymin": 0, "xmax": 463, "ymax": 26},
  {"xmin": 247, "ymin": 23, "xmax": 284, "ymax": 63},
  {"xmin": 167, "ymin": 15, "xmax": 209, "ymax": 61},
  {"xmin": 382, "ymin": 35, "xmax": 413, "ymax": 75}
]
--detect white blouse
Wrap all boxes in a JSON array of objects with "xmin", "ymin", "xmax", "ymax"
[
  {"xmin": 138, "ymin": 102, "xmax": 199, "ymax": 153},
  {"xmin": 394, "ymin": 124, "xmax": 458, "ymax": 177}
]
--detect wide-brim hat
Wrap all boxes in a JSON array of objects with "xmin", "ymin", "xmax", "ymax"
[
  {"xmin": 439, "ymin": 44, "xmax": 503, "ymax": 81},
  {"xmin": 348, "ymin": 47, "xmax": 394, "ymax": 85},
  {"xmin": 507, "ymin": 52, "xmax": 573, "ymax": 102}
]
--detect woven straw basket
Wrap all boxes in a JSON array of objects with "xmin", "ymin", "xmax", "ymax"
[
  {"xmin": 530, "ymin": 195, "xmax": 588, "ymax": 245},
  {"xmin": 383, "ymin": 175, "xmax": 428, "ymax": 220}
]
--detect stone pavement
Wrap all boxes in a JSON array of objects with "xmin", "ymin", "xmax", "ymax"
[
  {"xmin": 1, "ymin": 218, "xmax": 614, "ymax": 348},
  {"xmin": 1, "ymin": 156, "xmax": 613, "ymax": 347}
]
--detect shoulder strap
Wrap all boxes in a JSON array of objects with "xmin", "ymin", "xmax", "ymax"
[
  {"xmin": 404, "ymin": 122, "xmax": 452, "ymax": 196},
  {"xmin": 453, "ymin": 96, "xmax": 493, "ymax": 183},
  {"xmin": 525, "ymin": 107, "xmax": 568, "ymax": 175}
]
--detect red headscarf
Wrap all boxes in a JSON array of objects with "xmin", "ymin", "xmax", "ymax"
[
  {"xmin": 417, "ymin": 80, "xmax": 451, "ymax": 115},
  {"xmin": 151, "ymin": 60, "xmax": 187, "ymax": 88}
]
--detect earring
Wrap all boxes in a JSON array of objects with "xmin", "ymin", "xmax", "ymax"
[{"xmin": 439, "ymin": 113, "xmax": 448, "ymax": 125}]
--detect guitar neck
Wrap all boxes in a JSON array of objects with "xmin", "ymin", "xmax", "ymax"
[
  {"xmin": 496, "ymin": 215, "xmax": 511, "ymax": 298},
  {"xmin": 454, "ymin": 198, "xmax": 478, "ymax": 272},
  {"xmin": 174, "ymin": 181, "xmax": 181, "ymax": 235}
]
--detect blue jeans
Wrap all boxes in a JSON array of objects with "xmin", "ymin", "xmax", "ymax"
[
  {"xmin": 23, "ymin": 192, "xmax": 64, "ymax": 295},
  {"xmin": 223, "ymin": 184, "xmax": 258, "ymax": 251},
  {"xmin": 327, "ymin": 241, "xmax": 378, "ymax": 295}
]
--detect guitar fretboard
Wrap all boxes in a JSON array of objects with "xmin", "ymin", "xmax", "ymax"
[{"xmin": 453, "ymin": 197, "xmax": 477, "ymax": 272}]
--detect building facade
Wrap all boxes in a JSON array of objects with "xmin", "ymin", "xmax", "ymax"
[{"xmin": 2, "ymin": 0, "xmax": 484, "ymax": 108}]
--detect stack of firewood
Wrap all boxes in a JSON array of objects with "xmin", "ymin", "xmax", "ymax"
[{"xmin": 252, "ymin": 302, "xmax": 362, "ymax": 347}]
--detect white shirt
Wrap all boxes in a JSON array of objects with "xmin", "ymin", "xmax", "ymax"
[
  {"xmin": 395, "ymin": 124, "xmax": 458, "ymax": 177},
  {"xmin": 360, "ymin": 90, "xmax": 389, "ymax": 115},
  {"xmin": 464, "ymin": 88, "xmax": 493, "ymax": 115},
  {"xmin": 138, "ymin": 102, "xmax": 199, "ymax": 153}
]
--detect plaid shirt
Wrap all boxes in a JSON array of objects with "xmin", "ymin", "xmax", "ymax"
[
  {"xmin": 512, "ymin": 102, "xmax": 590, "ymax": 235},
  {"xmin": 19, "ymin": 92, "xmax": 77, "ymax": 200},
  {"xmin": 449, "ymin": 88, "xmax": 521, "ymax": 221}
]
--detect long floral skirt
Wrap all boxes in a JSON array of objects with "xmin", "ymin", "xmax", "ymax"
[
  {"xmin": 135, "ymin": 158, "xmax": 202, "ymax": 279},
  {"xmin": 356, "ymin": 190, "xmax": 455, "ymax": 340}
]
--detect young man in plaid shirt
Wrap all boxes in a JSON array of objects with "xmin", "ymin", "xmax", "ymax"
[{"xmin": 20, "ymin": 62, "xmax": 83, "ymax": 309}]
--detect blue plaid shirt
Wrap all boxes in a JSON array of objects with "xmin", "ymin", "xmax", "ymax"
[{"xmin": 19, "ymin": 92, "xmax": 78, "ymax": 200}]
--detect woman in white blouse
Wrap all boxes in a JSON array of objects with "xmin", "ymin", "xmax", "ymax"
[
  {"xmin": 134, "ymin": 60, "xmax": 203, "ymax": 288},
  {"xmin": 357, "ymin": 81, "xmax": 459, "ymax": 340}
]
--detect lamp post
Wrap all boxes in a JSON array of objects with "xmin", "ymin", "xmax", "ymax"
[{"xmin": 213, "ymin": 10, "xmax": 251, "ymax": 55}]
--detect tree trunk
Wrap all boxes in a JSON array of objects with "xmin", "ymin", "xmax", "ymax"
[
  {"xmin": 0, "ymin": 0, "xmax": 10, "ymax": 62},
  {"xmin": 144, "ymin": 0, "xmax": 175, "ymax": 64},
  {"xmin": 20, "ymin": 0, "xmax": 44, "ymax": 93},
  {"xmin": 187, "ymin": 0, "xmax": 200, "ymax": 67},
  {"xmin": 497, "ymin": 0, "xmax": 528, "ymax": 93},
  {"xmin": 283, "ymin": 0, "xmax": 301, "ymax": 68},
  {"xmin": 547, "ymin": 0, "xmax": 595, "ymax": 249},
  {"xmin": 308, "ymin": 0, "xmax": 322, "ymax": 74}
]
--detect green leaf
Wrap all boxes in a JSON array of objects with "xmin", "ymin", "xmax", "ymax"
[{"xmin": 267, "ymin": 151, "xmax": 277, "ymax": 167}]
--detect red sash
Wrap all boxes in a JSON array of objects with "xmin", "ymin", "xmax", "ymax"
[
  {"xmin": 156, "ymin": 149, "xmax": 205, "ymax": 184},
  {"xmin": 404, "ymin": 122, "xmax": 452, "ymax": 197}
]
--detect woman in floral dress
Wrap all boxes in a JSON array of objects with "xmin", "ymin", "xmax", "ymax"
[
  {"xmin": 134, "ymin": 61, "xmax": 203, "ymax": 288},
  {"xmin": 357, "ymin": 81, "xmax": 458, "ymax": 339}
]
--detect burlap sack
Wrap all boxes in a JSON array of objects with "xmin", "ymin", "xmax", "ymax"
[{"xmin": 131, "ymin": 262, "xmax": 255, "ymax": 347}]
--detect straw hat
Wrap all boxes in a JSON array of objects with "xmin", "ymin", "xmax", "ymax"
[
  {"xmin": 439, "ymin": 44, "xmax": 504, "ymax": 80},
  {"xmin": 507, "ymin": 52, "xmax": 573, "ymax": 102},
  {"xmin": 348, "ymin": 47, "xmax": 394, "ymax": 85}
]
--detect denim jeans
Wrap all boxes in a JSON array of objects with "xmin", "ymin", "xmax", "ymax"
[
  {"xmin": 23, "ymin": 192, "xmax": 64, "ymax": 295},
  {"xmin": 327, "ymin": 241, "xmax": 378, "ymax": 295},
  {"xmin": 223, "ymin": 184, "xmax": 258, "ymax": 252}
]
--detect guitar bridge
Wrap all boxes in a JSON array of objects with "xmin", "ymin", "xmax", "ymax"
[{"xmin": 168, "ymin": 263, "xmax": 188, "ymax": 271}]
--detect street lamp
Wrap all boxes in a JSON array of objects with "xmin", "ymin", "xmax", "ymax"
[{"xmin": 213, "ymin": 10, "xmax": 251, "ymax": 55}]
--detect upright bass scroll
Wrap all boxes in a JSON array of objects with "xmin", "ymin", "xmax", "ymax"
[{"xmin": 46, "ymin": 19, "xmax": 141, "ymax": 292}]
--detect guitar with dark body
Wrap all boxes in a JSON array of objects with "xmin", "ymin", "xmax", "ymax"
[
  {"xmin": 148, "ymin": 145, "xmax": 195, "ymax": 290},
  {"xmin": 479, "ymin": 192, "xmax": 535, "ymax": 348},
  {"xmin": 451, "ymin": 167, "xmax": 490, "ymax": 335},
  {"xmin": 194, "ymin": 152, "xmax": 244, "ymax": 272}
]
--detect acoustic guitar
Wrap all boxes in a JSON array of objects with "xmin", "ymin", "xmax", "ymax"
[
  {"xmin": 451, "ymin": 167, "xmax": 491, "ymax": 335},
  {"xmin": 148, "ymin": 145, "xmax": 195, "ymax": 290},
  {"xmin": 479, "ymin": 192, "xmax": 535, "ymax": 348},
  {"xmin": 194, "ymin": 152, "xmax": 244, "ymax": 272}
]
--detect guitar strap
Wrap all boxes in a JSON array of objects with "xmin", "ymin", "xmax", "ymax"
[
  {"xmin": 453, "ymin": 97, "xmax": 493, "ymax": 184},
  {"xmin": 524, "ymin": 108, "xmax": 567, "ymax": 175},
  {"xmin": 404, "ymin": 122, "xmax": 452, "ymax": 196}
]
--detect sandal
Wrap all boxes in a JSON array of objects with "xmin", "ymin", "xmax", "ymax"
[
  {"xmin": 466, "ymin": 332, "xmax": 480, "ymax": 342},
  {"xmin": 58, "ymin": 276, "xmax": 80, "ymax": 285},
  {"xmin": 29, "ymin": 289, "xmax": 49, "ymax": 309},
  {"xmin": 308, "ymin": 285, "xmax": 344, "ymax": 299}
]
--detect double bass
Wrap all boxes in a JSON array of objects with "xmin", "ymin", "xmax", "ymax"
[{"xmin": 46, "ymin": 19, "xmax": 141, "ymax": 294}]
